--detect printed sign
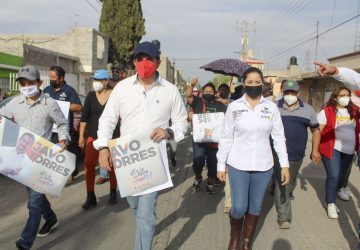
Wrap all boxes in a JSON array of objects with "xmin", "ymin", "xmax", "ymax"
[
  {"xmin": 192, "ymin": 112, "xmax": 225, "ymax": 143},
  {"xmin": 109, "ymin": 132, "xmax": 168, "ymax": 197},
  {"xmin": 53, "ymin": 100, "xmax": 70, "ymax": 133},
  {"xmin": 0, "ymin": 117, "xmax": 75, "ymax": 196}
]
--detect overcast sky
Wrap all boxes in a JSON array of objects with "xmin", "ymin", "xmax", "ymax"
[{"xmin": 0, "ymin": 0, "xmax": 358, "ymax": 82}]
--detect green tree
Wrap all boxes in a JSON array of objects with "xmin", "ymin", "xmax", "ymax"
[
  {"xmin": 99, "ymin": 0, "xmax": 145, "ymax": 69},
  {"xmin": 210, "ymin": 74, "xmax": 232, "ymax": 89}
]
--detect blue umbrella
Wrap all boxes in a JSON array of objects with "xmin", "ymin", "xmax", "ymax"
[{"xmin": 200, "ymin": 59, "xmax": 251, "ymax": 78}]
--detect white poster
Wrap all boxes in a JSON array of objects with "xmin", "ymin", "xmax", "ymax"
[
  {"xmin": 109, "ymin": 132, "xmax": 168, "ymax": 197},
  {"xmin": 0, "ymin": 117, "xmax": 75, "ymax": 196},
  {"xmin": 53, "ymin": 100, "xmax": 70, "ymax": 133},
  {"xmin": 192, "ymin": 112, "xmax": 225, "ymax": 143}
]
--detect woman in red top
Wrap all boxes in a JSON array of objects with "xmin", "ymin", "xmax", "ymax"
[{"xmin": 317, "ymin": 86, "xmax": 360, "ymax": 219}]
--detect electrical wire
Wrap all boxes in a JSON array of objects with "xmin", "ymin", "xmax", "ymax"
[{"xmin": 265, "ymin": 14, "xmax": 360, "ymax": 62}]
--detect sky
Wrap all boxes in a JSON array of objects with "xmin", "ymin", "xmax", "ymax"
[{"xmin": 0, "ymin": 0, "xmax": 359, "ymax": 82}]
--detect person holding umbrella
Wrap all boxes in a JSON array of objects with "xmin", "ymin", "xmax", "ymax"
[{"xmin": 217, "ymin": 67, "xmax": 290, "ymax": 250}]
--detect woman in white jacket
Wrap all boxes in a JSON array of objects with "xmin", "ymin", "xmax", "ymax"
[{"xmin": 217, "ymin": 67, "xmax": 290, "ymax": 250}]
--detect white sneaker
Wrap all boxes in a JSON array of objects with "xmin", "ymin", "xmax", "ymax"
[
  {"xmin": 344, "ymin": 187, "xmax": 353, "ymax": 198},
  {"xmin": 327, "ymin": 203, "xmax": 339, "ymax": 219},
  {"xmin": 324, "ymin": 202, "xmax": 340, "ymax": 213},
  {"xmin": 337, "ymin": 188, "xmax": 350, "ymax": 201}
]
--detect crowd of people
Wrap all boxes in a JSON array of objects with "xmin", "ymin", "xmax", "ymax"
[{"xmin": 1, "ymin": 40, "xmax": 360, "ymax": 250}]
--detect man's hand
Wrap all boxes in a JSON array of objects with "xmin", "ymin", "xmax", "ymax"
[
  {"xmin": 314, "ymin": 62, "xmax": 338, "ymax": 76},
  {"xmin": 311, "ymin": 150, "xmax": 321, "ymax": 164},
  {"xmin": 281, "ymin": 167, "xmax": 290, "ymax": 185},
  {"xmin": 150, "ymin": 128, "xmax": 170, "ymax": 143},
  {"xmin": 99, "ymin": 148, "xmax": 113, "ymax": 171},
  {"xmin": 217, "ymin": 171, "xmax": 226, "ymax": 182}
]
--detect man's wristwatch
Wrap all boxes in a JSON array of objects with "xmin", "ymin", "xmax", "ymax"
[{"xmin": 165, "ymin": 128, "xmax": 174, "ymax": 140}]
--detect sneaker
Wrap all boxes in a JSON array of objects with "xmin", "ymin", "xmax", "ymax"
[
  {"xmin": 337, "ymin": 188, "xmax": 350, "ymax": 201},
  {"xmin": 95, "ymin": 176, "xmax": 109, "ymax": 185},
  {"xmin": 192, "ymin": 176, "xmax": 202, "ymax": 192},
  {"xmin": 327, "ymin": 203, "xmax": 339, "ymax": 219},
  {"xmin": 324, "ymin": 202, "xmax": 340, "ymax": 213},
  {"xmin": 206, "ymin": 183, "xmax": 216, "ymax": 195},
  {"xmin": 37, "ymin": 218, "xmax": 58, "ymax": 237},
  {"xmin": 344, "ymin": 187, "xmax": 354, "ymax": 198},
  {"xmin": 279, "ymin": 221, "xmax": 291, "ymax": 229}
]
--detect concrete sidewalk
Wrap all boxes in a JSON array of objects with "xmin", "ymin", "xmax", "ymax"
[{"xmin": 0, "ymin": 136, "xmax": 359, "ymax": 250}]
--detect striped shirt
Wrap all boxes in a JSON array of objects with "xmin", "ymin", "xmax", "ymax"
[{"xmin": 0, "ymin": 92, "xmax": 69, "ymax": 141}]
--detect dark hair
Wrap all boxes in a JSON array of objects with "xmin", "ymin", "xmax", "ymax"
[
  {"xmin": 218, "ymin": 83, "xmax": 230, "ymax": 91},
  {"xmin": 19, "ymin": 132, "xmax": 36, "ymax": 143},
  {"xmin": 202, "ymin": 82, "xmax": 216, "ymax": 93},
  {"xmin": 242, "ymin": 67, "xmax": 264, "ymax": 82},
  {"xmin": 49, "ymin": 66, "xmax": 66, "ymax": 79},
  {"xmin": 325, "ymin": 86, "xmax": 355, "ymax": 120}
]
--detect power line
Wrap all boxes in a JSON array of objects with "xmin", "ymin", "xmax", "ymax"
[
  {"xmin": 54, "ymin": 0, "xmax": 77, "ymax": 27},
  {"xmin": 265, "ymin": 14, "xmax": 360, "ymax": 62},
  {"xmin": 85, "ymin": 0, "xmax": 100, "ymax": 13},
  {"xmin": 143, "ymin": 10, "xmax": 232, "ymax": 57}
]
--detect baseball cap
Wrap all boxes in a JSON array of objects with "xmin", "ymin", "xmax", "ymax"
[
  {"xmin": 16, "ymin": 66, "xmax": 40, "ymax": 81},
  {"xmin": 90, "ymin": 69, "xmax": 110, "ymax": 80},
  {"xmin": 134, "ymin": 41, "xmax": 160, "ymax": 59},
  {"xmin": 282, "ymin": 80, "xmax": 300, "ymax": 92},
  {"xmin": 111, "ymin": 63, "xmax": 125, "ymax": 71}
]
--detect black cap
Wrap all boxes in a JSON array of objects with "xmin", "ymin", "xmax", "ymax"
[{"xmin": 134, "ymin": 41, "xmax": 160, "ymax": 59}]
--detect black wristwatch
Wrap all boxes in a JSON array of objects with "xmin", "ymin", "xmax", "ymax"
[{"xmin": 165, "ymin": 128, "xmax": 174, "ymax": 140}]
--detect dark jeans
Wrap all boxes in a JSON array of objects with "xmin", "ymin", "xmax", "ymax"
[
  {"xmin": 17, "ymin": 188, "xmax": 57, "ymax": 249},
  {"xmin": 274, "ymin": 159, "xmax": 303, "ymax": 223},
  {"xmin": 192, "ymin": 141, "xmax": 218, "ymax": 180},
  {"xmin": 321, "ymin": 149, "xmax": 354, "ymax": 204},
  {"xmin": 228, "ymin": 166, "xmax": 273, "ymax": 219}
]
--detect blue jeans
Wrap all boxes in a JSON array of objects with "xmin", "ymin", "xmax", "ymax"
[
  {"xmin": 127, "ymin": 192, "xmax": 158, "ymax": 250},
  {"xmin": 228, "ymin": 166, "xmax": 273, "ymax": 219},
  {"xmin": 17, "ymin": 188, "xmax": 56, "ymax": 249},
  {"xmin": 192, "ymin": 141, "xmax": 218, "ymax": 179},
  {"xmin": 99, "ymin": 167, "xmax": 109, "ymax": 179},
  {"xmin": 321, "ymin": 149, "xmax": 354, "ymax": 204}
]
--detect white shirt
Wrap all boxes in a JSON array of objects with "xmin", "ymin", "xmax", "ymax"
[
  {"xmin": 317, "ymin": 109, "xmax": 356, "ymax": 154},
  {"xmin": 0, "ymin": 146, "xmax": 33, "ymax": 185},
  {"xmin": 217, "ymin": 95, "xmax": 289, "ymax": 172},
  {"xmin": 333, "ymin": 67, "xmax": 360, "ymax": 90},
  {"xmin": 94, "ymin": 74, "xmax": 188, "ymax": 195}
]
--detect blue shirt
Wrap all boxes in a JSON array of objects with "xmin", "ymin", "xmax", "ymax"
[
  {"xmin": 277, "ymin": 99, "xmax": 319, "ymax": 161},
  {"xmin": 43, "ymin": 82, "xmax": 81, "ymax": 130}
]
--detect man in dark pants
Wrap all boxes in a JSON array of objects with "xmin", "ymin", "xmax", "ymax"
[
  {"xmin": 0, "ymin": 66, "xmax": 68, "ymax": 249},
  {"xmin": 274, "ymin": 80, "xmax": 321, "ymax": 229},
  {"xmin": 44, "ymin": 66, "xmax": 82, "ymax": 180}
]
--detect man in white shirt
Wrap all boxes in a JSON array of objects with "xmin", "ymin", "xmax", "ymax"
[
  {"xmin": 0, "ymin": 132, "xmax": 35, "ymax": 184},
  {"xmin": 94, "ymin": 41, "xmax": 188, "ymax": 250}
]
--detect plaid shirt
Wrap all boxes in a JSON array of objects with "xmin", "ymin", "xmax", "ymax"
[{"xmin": 0, "ymin": 91, "xmax": 69, "ymax": 141}]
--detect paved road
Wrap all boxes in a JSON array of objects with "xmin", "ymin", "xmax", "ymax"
[{"xmin": 0, "ymin": 136, "xmax": 359, "ymax": 250}]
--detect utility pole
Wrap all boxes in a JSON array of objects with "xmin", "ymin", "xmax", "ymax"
[
  {"xmin": 355, "ymin": 0, "xmax": 360, "ymax": 51},
  {"xmin": 236, "ymin": 20, "xmax": 256, "ymax": 60},
  {"xmin": 314, "ymin": 21, "xmax": 319, "ymax": 71}
]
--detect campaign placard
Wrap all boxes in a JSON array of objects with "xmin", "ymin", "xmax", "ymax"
[
  {"xmin": 53, "ymin": 100, "xmax": 70, "ymax": 133},
  {"xmin": 109, "ymin": 132, "xmax": 168, "ymax": 197},
  {"xmin": 0, "ymin": 117, "xmax": 75, "ymax": 196},
  {"xmin": 192, "ymin": 112, "xmax": 225, "ymax": 143}
]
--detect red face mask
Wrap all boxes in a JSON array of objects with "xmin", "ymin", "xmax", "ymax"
[{"xmin": 136, "ymin": 59, "xmax": 157, "ymax": 79}]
